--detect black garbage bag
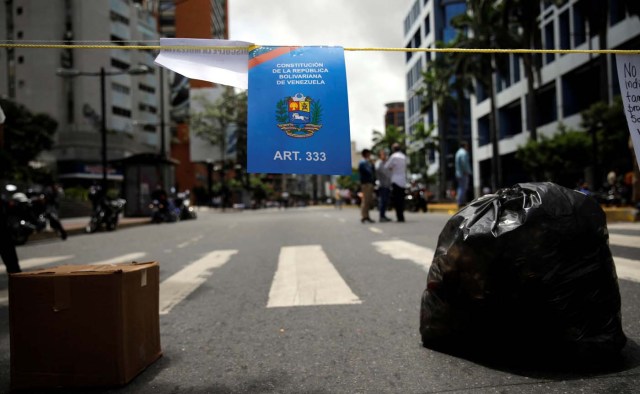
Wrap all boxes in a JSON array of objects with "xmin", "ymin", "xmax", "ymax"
[{"xmin": 420, "ymin": 182, "xmax": 626, "ymax": 358}]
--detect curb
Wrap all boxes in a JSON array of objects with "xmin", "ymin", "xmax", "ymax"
[
  {"xmin": 29, "ymin": 217, "xmax": 151, "ymax": 242},
  {"xmin": 427, "ymin": 203, "xmax": 638, "ymax": 223}
]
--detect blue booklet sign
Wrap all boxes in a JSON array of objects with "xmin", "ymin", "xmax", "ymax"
[{"xmin": 247, "ymin": 46, "xmax": 351, "ymax": 175}]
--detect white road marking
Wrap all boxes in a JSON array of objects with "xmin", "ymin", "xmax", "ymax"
[
  {"xmin": 369, "ymin": 227, "xmax": 383, "ymax": 234},
  {"xmin": 159, "ymin": 250, "xmax": 238, "ymax": 315},
  {"xmin": 267, "ymin": 245, "xmax": 361, "ymax": 308},
  {"xmin": 18, "ymin": 255, "xmax": 74, "ymax": 270},
  {"xmin": 372, "ymin": 240, "xmax": 435, "ymax": 271},
  {"xmin": 609, "ymin": 234, "xmax": 639, "ymax": 249},
  {"xmin": 338, "ymin": 218, "xmax": 346, "ymax": 223},
  {"xmin": 89, "ymin": 252, "xmax": 147, "ymax": 265},
  {"xmin": 615, "ymin": 257, "xmax": 640, "ymax": 283},
  {"xmin": 608, "ymin": 223, "xmax": 640, "ymax": 231},
  {"xmin": 177, "ymin": 235, "xmax": 203, "ymax": 248}
]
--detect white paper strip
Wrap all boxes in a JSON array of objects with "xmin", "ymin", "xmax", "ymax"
[
  {"xmin": 155, "ymin": 38, "xmax": 252, "ymax": 89},
  {"xmin": 616, "ymin": 54, "xmax": 640, "ymax": 165}
]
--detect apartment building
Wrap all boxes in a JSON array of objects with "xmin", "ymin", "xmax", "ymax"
[
  {"xmin": 404, "ymin": 0, "xmax": 640, "ymax": 197},
  {"xmin": 403, "ymin": 0, "xmax": 470, "ymax": 194},
  {"xmin": 471, "ymin": 0, "xmax": 640, "ymax": 193},
  {"xmin": 0, "ymin": 0, "xmax": 165, "ymax": 185}
]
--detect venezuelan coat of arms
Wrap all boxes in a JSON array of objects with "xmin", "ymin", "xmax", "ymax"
[{"xmin": 275, "ymin": 93, "xmax": 323, "ymax": 138}]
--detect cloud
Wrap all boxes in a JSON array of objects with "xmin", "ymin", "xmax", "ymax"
[{"xmin": 229, "ymin": 0, "xmax": 409, "ymax": 151}]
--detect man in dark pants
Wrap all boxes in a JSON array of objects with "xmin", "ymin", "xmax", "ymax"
[
  {"xmin": 0, "ymin": 195, "xmax": 21, "ymax": 274},
  {"xmin": 384, "ymin": 143, "xmax": 408, "ymax": 222}
]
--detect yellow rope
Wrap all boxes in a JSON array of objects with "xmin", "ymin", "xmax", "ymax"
[{"xmin": 0, "ymin": 43, "xmax": 639, "ymax": 54}]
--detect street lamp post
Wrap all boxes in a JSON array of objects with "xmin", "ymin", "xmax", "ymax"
[{"xmin": 57, "ymin": 64, "xmax": 151, "ymax": 191}]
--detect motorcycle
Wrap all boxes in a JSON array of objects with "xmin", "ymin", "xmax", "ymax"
[
  {"xmin": 5, "ymin": 186, "xmax": 48, "ymax": 245},
  {"xmin": 86, "ymin": 195, "xmax": 126, "ymax": 233},
  {"xmin": 174, "ymin": 192, "xmax": 197, "ymax": 220},
  {"xmin": 149, "ymin": 198, "xmax": 178, "ymax": 223}
]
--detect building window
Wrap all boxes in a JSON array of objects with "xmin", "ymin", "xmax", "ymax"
[
  {"xmin": 111, "ymin": 58, "xmax": 130, "ymax": 70},
  {"xmin": 561, "ymin": 61, "xmax": 602, "ymax": 116},
  {"xmin": 110, "ymin": 35, "xmax": 126, "ymax": 45},
  {"xmin": 424, "ymin": 14, "xmax": 431, "ymax": 37},
  {"xmin": 110, "ymin": 11, "xmax": 130, "ymax": 25},
  {"xmin": 559, "ymin": 10, "xmax": 571, "ymax": 51},
  {"xmin": 112, "ymin": 106, "xmax": 131, "ymax": 118},
  {"xmin": 498, "ymin": 99, "xmax": 522, "ymax": 138},
  {"xmin": 139, "ymin": 83, "xmax": 156, "ymax": 94},
  {"xmin": 18, "ymin": 55, "xmax": 24, "ymax": 64},
  {"xmin": 139, "ymin": 103, "xmax": 157, "ymax": 114},
  {"xmin": 17, "ymin": 31, "xmax": 23, "ymax": 39},
  {"xmin": 16, "ymin": 6, "xmax": 23, "ymax": 15},
  {"xmin": 610, "ymin": 0, "xmax": 625, "ymax": 26},
  {"xmin": 112, "ymin": 82, "xmax": 130, "ymax": 94},
  {"xmin": 573, "ymin": 3, "xmax": 587, "ymax": 47},
  {"xmin": 533, "ymin": 81, "xmax": 557, "ymax": 127},
  {"xmin": 477, "ymin": 115, "xmax": 490, "ymax": 146},
  {"xmin": 543, "ymin": 22, "xmax": 555, "ymax": 65}
]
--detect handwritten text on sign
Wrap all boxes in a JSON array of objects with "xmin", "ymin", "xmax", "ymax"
[{"xmin": 616, "ymin": 55, "xmax": 640, "ymax": 165}]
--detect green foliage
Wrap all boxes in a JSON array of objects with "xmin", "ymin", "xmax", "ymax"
[
  {"xmin": 311, "ymin": 99, "xmax": 322, "ymax": 124},
  {"xmin": 516, "ymin": 124, "xmax": 591, "ymax": 186},
  {"xmin": 371, "ymin": 125, "xmax": 405, "ymax": 153},
  {"xmin": 407, "ymin": 122, "xmax": 438, "ymax": 183},
  {"xmin": 63, "ymin": 186, "xmax": 89, "ymax": 201},
  {"xmin": 275, "ymin": 98, "xmax": 289, "ymax": 123},
  {"xmin": 580, "ymin": 97, "xmax": 630, "ymax": 173},
  {"xmin": 0, "ymin": 98, "xmax": 57, "ymax": 182}
]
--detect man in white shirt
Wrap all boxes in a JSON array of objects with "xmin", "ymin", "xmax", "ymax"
[{"xmin": 384, "ymin": 143, "xmax": 407, "ymax": 222}]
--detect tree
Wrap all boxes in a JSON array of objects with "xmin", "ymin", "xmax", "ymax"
[
  {"xmin": 580, "ymin": 97, "xmax": 631, "ymax": 185},
  {"xmin": 503, "ymin": 0, "xmax": 542, "ymax": 141},
  {"xmin": 418, "ymin": 51, "xmax": 453, "ymax": 199},
  {"xmin": 0, "ymin": 98, "xmax": 57, "ymax": 182},
  {"xmin": 516, "ymin": 124, "xmax": 591, "ymax": 186},
  {"xmin": 190, "ymin": 87, "xmax": 248, "ymax": 197},
  {"xmin": 452, "ymin": 0, "xmax": 519, "ymax": 191},
  {"xmin": 516, "ymin": 98, "xmax": 631, "ymax": 189},
  {"xmin": 371, "ymin": 125, "xmax": 404, "ymax": 153},
  {"xmin": 407, "ymin": 122, "xmax": 438, "ymax": 184}
]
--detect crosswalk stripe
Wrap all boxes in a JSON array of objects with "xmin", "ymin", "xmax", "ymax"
[
  {"xmin": 372, "ymin": 240, "xmax": 434, "ymax": 271},
  {"xmin": 159, "ymin": 250, "xmax": 238, "ymax": 315},
  {"xmin": 369, "ymin": 227, "xmax": 383, "ymax": 234},
  {"xmin": 608, "ymin": 223, "xmax": 640, "ymax": 231},
  {"xmin": 609, "ymin": 234, "xmax": 639, "ymax": 249},
  {"xmin": 615, "ymin": 256, "xmax": 640, "ymax": 283},
  {"xmin": 267, "ymin": 245, "xmax": 362, "ymax": 308}
]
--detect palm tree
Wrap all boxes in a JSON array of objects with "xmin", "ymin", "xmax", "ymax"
[
  {"xmin": 503, "ymin": 0, "xmax": 542, "ymax": 141},
  {"xmin": 407, "ymin": 122, "xmax": 438, "ymax": 184},
  {"xmin": 452, "ymin": 0, "xmax": 518, "ymax": 191},
  {"xmin": 418, "ymin": 51, "xmax": 454, "ymax": 199},
  {"xmin": 371, "ymin": 125, "xmax": 405, "ymax": 153}
]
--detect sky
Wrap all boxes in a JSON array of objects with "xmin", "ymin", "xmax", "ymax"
[{"xmin": 228, "ymin": 0, "xmax": 412, "ymax": 152}]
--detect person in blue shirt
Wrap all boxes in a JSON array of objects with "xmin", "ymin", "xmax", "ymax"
[
  {"xmin": 455, "ymin": 141, "xmax": 472, "ymax": 208},
  {"xmin": 358, "ymin": 149, "xmax": 375, "ymax": 223}
]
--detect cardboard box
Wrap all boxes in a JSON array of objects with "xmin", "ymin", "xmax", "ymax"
[{"xmin": 9, "ymin": 261, "xmax": 162, "ymax": 390}]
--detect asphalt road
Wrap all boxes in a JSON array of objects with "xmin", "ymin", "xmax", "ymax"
[{"xmin": 1, "ymin": 207, "xmax": 640, "ymax": 393}]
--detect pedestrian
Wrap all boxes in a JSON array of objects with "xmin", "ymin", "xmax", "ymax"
[
  {"xmin": 375, "ymin": 148, "xmax": 391, "ymax": 222},
  {"xmin": 384, "ymin": 143, "xmax": 407, "ymax": 222},
  {"xmin": 334, "ymin": 187, "xmax": 343, "ymax": 210},
  {"xmin": 43, "ymin": 181, "xmax": 67, "ymax": 240},
  {"xmin": 358, "ymin": 148, "xmax": 375, "ymax": 223},
  {"xmin": 455, "ymin": 141, "xmax": 472, "ymax": 208},
  {"xmin": 0, "ymin": 191, "xmax": 21, "ymax": 274}
]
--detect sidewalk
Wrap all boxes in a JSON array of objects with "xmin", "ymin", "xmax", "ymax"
[
  {"xmin": 29, "ymin": 215, "xmax": 151, "ymax": 242},
  {"xmin": 428, "ymin": 202, "xmax": 638, "ymax": 223}
]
